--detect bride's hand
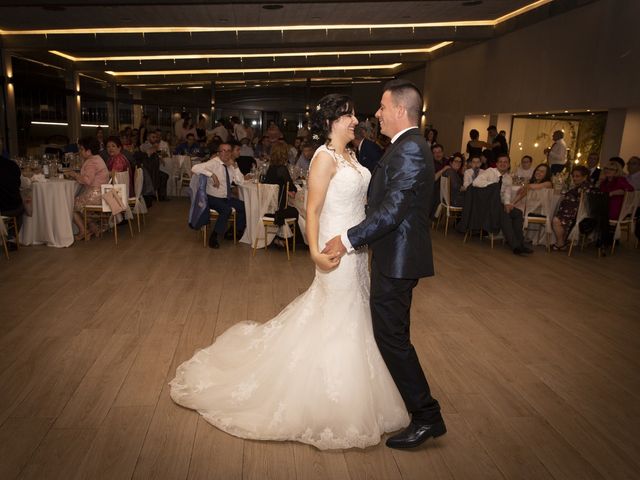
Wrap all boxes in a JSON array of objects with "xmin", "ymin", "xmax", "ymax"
[{"xmin": 312, "ymin": 252, "xmax": 340, "ymax": 271}]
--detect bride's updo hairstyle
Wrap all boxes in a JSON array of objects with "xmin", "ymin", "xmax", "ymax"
[{"xmin": 310, "ymin": 94, "xmax": 355, "ymax": 146}]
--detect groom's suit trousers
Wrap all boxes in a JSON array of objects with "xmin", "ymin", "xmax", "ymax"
[{"xmin": 370, "ymin": 257, "xmax": 442, "ymax": 424}]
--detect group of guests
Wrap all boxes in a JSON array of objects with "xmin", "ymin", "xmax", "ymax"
[{"xmin": 429, "ymin": 131, "xmax": 637, "ymax": 254}]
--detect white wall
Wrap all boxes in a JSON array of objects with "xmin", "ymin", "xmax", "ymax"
[{"xmin": 423, "ymin": 0, "xmax": 640, "ymax": 158}]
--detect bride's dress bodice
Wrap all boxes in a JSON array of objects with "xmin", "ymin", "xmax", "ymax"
[
  {"xmin": 169, "ymin": 144, "xmax": 408, "ymax": 450},
  {"xmin": 315, "ymin": 144, "xmax": 370, "ymax": 245},
  {"xmin": 313, "ymin": 145, "xmax": 372, "ymax": 296}
]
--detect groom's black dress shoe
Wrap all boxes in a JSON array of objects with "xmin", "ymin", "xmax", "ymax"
[{"xmin": 386, "ymin": 420, "xmax": 447, "ymax": 449}]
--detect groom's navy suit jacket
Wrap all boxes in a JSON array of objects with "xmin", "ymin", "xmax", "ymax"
[{"xmin": 347, "ymin": 127, "xmax": 435, "ymax": 279}]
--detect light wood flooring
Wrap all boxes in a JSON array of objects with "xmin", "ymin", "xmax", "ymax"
[{"xmin": 1, "ymin": 200, "xmax": 639, "ymax": 480}]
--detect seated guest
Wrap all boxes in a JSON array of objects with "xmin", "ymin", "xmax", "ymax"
[
  {"xmin": 430, "ymin": 143, "xmax": 449, "ymax": 218},
  {"xmin": 511, "ymin": 163, "xmax": 553, "ymax": 208},
  {"xmin": 264, "ymin": 143, "xmax": 299, "ymax": 248},
  {"xmin": 138, "ymin": 131, "xmax": 170, "ymax": 201},
  {"xmin": 174, "ymin": 133, "xmax": 201, "ymax": 156},
  {"xmin": 473, "ymin": 154, "xmax": 532, "ymax": 255},
  {"xmin": 442, "ymin": 153, "xmax": 465, "ymax": 207},
  {"xmin": 552, "ymin": 166, "xmax": 594, "ymax": 250},
  {"xmin": 586, "ymin": 152, "xmax": 601, "ymax": 185},
  {"xmin": 254, "ymin": 136, "xmax": 271, "ymax": 159},
  {"xmin": 67, "ymin": 137, "xmax": 110, "ymax": 240},
  {"xmin": 103, "ymin": 136, "xmax": 134, "ymax": 194},
  {"xmin": 626, "ymin": 155, "xmax": 640, "ymax": 190},
  {"xmin": 431, "ymin": 144, "xmax": 447, "ymax": 179},
  {"xmin": 351, "ymin": 122, "xmax": 383, "ymax": 172},
  {"xmin": 598, "ymin": 158, "xmax": 634, "ymax": 220},
  {"xmin": 295, "ymin": 142, "xmax": 315, "ymax": 173},
  {"xmin": 515, "ymin": 155, "xmax": 533, "ymax": 180},
  {"xmin": 0, "ymin": 153, "xmax": 24, "ymax": 247},
  {"xmin": 140, "ymin": 129, "xmax": 170, "ymax": 156},
  {"xmin": 480, "ymin": 149, "xmax": 494, "ymax": 169},
  {"xmin": 239, "ymin": 137, "xmax": 254, "ymax": 158},
  {"xmin": 191, "ymin": 142, "xmax": 246, "ymax": 249},
  {"xmin": 463, "ymin": 156, "xmax": 482, "ymax": 191}
]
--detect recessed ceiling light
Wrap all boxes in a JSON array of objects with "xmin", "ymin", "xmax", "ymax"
[{"xmin": 262, "ymin": 4, "xmax": 284, "ymax": 10}]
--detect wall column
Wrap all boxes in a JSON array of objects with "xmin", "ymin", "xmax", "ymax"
[
  {"xmin": 1, "ymin": 50, "xmax": 18, "ymax": 156},
  {"xmin": 65, "ymin": 70, "xmax": 81, "ymax": 144}
]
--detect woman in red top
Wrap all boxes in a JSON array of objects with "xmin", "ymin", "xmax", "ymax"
[
  {"xmin": 598, "ymin": 158, "xmax": 634, "ymax": 220},
  {"xmin": 105, "ymin": 136, "xmax": 134, "ymax": 193}
]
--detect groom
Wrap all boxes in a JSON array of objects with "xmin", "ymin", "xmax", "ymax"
[{"xmin": 323, "ymin": 79, "xmax": 445, "ymax": 449}]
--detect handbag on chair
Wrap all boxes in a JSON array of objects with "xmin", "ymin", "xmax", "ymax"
[{"xmin": 102, "ymin": 188, "xmax": 126, "ymax": 215}]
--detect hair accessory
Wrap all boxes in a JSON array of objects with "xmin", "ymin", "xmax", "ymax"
[
  {"xmin": 316, "ymin": 104, "xmax": 321, "ymax": 111},
  {"xmin": 312, "ymin": 133, "xmax": 320, "ymax": 140}
]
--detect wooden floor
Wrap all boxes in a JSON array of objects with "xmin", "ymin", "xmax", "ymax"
[{"xmin": 1, "ymin": 200, "xmax": 639, "ymax": 480}]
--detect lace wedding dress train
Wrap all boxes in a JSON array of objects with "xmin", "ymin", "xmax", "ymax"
[{"xmin": 169, "ymin": 145, "xmax": 409, "ymax": 449}]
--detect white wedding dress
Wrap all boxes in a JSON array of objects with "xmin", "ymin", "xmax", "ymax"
[{"xmin": 169, "ymin": 145, "xmax": 409, "ymax": 449}]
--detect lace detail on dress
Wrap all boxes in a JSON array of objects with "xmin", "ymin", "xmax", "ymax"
[{"xmin": 169, "ymin": 144, "xmax": 409, "ymax": 450}]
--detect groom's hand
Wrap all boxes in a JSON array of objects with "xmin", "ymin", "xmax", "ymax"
[{"xmin": 322, "ymin": 235, "xmax": 347, "ymax": 257}]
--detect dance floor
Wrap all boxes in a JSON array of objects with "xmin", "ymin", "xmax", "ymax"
[{"xmin": 1, "ymin": 200, "xmax": 638, "ymax": 480}]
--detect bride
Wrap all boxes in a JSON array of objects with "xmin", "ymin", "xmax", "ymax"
[{"xmin": 169, "ymin": 94, "xmax": 410, "ymax": 450}]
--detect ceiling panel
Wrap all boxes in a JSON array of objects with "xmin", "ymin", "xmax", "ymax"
[{"xmin": 0, "ymin": 2, "xmax": 536, "ymax": 29}]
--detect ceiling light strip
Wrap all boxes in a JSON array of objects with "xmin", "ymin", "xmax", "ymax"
[
  {"xmin": 105, "ymin": 63, "xmax": 401, "ymax": 77},
  {"xmin": 50, "ymin": 43, "xmax": 451, "ymax": 62},
  {"xmin": 0, "ymin": 2, "xmax": 555, "ymax": 36}
]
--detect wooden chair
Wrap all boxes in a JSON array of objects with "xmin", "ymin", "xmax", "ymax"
[
  {"xmin": 567, "ymin": 191, "xmax": 588, "ymax": 257},
  {"xmin": 202, "ymin": 208, "xmax": 237, "ymax": 247},
  {"xmin": 83, "ymin": 184, "xmax": 134, "ymax": 245},
  {"xmin": 523, "ymin": 189, "xmax": 554, "ymax": 253},
  {"xmin": 435, "ymin": 176, "xmax": 463, "ymax": 236},
  {"xmin": 609, "ymin": 190, "xmax": 640, "ymax": 255},
  {"xmin": 253, "ymin": 182, "xmax": 297, "ymax": 260},
  {"xmin": 1, "ymin": 215, "xmax": 19, "ymax": 259},
  {"xmin": 126, "ymin": 168, "xmax": 147, "ymax": 233}
]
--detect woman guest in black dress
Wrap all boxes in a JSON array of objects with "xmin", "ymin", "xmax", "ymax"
[
  {"xmin": 264, "ymin": 142, "xmax": 299, "ymax": 247},
  {"xmin": 551, "ymin": 166, "xmax": 594, "ymax": 250},
  {"xmin": 466, "ymin": 129, "xmax": 486, "ymax": 160}
]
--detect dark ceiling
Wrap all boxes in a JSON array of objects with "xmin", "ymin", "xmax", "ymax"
[{"xmin": 0, "ymin": 0, "xmax": 595, "ymax": 89}]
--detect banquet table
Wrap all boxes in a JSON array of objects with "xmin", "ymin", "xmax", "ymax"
[
  {"xmin": 238, "ymin": 182, "xmax": 279, "ymax": 249},
  {"xmin": 19, "ymin": 178, "xmax": 78, "ymax": 248},
  {"xmin": 160, "ymin": 155, "xmax": 192, "ymax": 197}
]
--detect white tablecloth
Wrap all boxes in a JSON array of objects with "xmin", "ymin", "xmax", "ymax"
[
  {"xmin": 160, "ymin": 155, "xmax": 191, "ymax": 197},
  {"xmin": 19, "ymin": 179, "xmax": 77, "ymax": 248},
  {"xmin": 238, "ymin": 182, "xmax": 279, "ymax": 248}
]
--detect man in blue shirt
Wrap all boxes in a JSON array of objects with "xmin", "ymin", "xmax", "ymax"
[{"xmin": 175, "ymin": 133, "xmax": 201, "ymax": 156}]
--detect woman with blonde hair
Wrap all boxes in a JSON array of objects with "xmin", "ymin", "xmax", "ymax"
[{"xmin": 598, "ymin": 158, "xmax": 634, "ymax": 220}]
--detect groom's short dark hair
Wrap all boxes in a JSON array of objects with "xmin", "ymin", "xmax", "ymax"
[{"xmin": 383, "ymin": 79, "xmax": 423, "ymax": 125}]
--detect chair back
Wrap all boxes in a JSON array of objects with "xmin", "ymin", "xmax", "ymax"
[
  {"xmin": 100, "ymin": 184, "xmax": 128, "ymax": 213},
  {"xmin": 440, "ymin": 175, "xmax": 450, "ymax": 207},
  {"xmin": 612, "ymin": 190, "xmax": 639, "ymax": 240},
  {"xmin": 132, "ymin": 168, "xmax": 148, "ymax": 214},
  {"xmin": 112, "ymin": 170, "xmax": 130, "ymax": 198},
  {"xmin": 0, "ymin": 215, "xmax": 8, "ymax": 237},
  {"xmin": 615, "ymin": 191, "xmax": 638, "ymax": 223},
  {"xmin": 567, "ymin": 191, "xmax": 588, "ymax": 242},
  {"xmin": 256, "ymin": 182, "xmax": 280, "ymax": 214}
]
